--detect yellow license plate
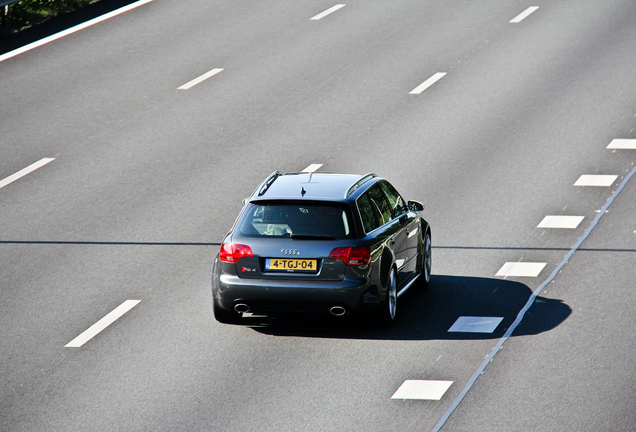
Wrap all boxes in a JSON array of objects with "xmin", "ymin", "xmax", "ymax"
[{"xmin": 266, "ymin": 258, "xmax": 318, "ymax": 272}]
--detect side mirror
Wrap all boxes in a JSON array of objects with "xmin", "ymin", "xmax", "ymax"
[{"xmin": 408, "ymin": 200, "xmax": 424, "ymax": 212}]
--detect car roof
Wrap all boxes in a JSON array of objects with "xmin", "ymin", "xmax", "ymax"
[{"xmin": 250, "ymin": 172, "xmax": 379, "ymax": 202}]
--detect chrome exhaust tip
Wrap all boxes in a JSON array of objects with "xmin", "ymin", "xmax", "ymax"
[
  {"xmin": 234, "ymin": 303, "xmax": 250, "ymax": 313},
  {"xmin": 329, "ymin": 306, "xmax": 346, "ymax": 317}
]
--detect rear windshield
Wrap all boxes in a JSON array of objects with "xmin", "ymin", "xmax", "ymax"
[{"xmin": 236, "ymin": 202, "xmax": 356, "ymax": 239}]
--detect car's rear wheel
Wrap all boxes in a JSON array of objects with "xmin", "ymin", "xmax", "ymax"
[
  {"xmin": 419, "ymin": 229, "xmax": 432, "ymax": 289},
  {"xmin": 378, "ymin": 268, "xmax": 397, "ymax": 326},
  {"xmin": 213, "ymin": 300, "xmax": 241, "ymax": 324}
]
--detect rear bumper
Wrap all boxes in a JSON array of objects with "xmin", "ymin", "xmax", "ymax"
[{"xmin": 213, "ymin": 273, "xmax": 380, "ymax": 315}]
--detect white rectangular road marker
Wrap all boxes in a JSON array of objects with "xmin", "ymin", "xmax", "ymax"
[
  {"xmin": 574, "ymin": 175, "xmax": 618, "ymax": 187},
  {"xmin": 496, "ymin": 262, "xmax": 546, "ymax": 278},
  {"xmin": 178, "ymin": 68, "xmax": 224, "ymax": 90},
  {"xmin": 448, "ymin": 316, "xmax": 504, "ymax": 333},
  {"xmin": 607, "ymin": 139, "xmax": 636, "ymax": 149},
  {"xmin": 302, "ymin": 164, "xmax": 323, "ymax": 173},
  {"xmin": 537, "ymin": 215, "xmax": 585, "ymax": 229},
  {"xmin": 0, "ymin": 158, "xmax": 55, "ymax": 189},
  {"xmin": 409, "ymin": 73, "xmax": 447, "ymax": 95},
  {"xmin": 65, "ymin": 300, "xmax": 141, "ymax": 347},
  {"xmin": 310, "ymin": 4, "xmax": 346, "ymax": 20},
  {"xmin": 392, "ymin": 380, "xmax": 453, "ymax": 400},
  {"xmin": 510, "ymin": 6, "xmax": 539, "ymax": 23},
  {"xmin": 0, "ymin": 0, "xmax": 155, "ymax": 63}
]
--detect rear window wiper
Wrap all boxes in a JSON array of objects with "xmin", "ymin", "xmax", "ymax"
[{"xmin": 291, "ymin": 234, "xmax": 336, "ymax": 240}]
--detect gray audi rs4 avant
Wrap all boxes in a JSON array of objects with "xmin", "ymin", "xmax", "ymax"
[{"xmin": 212, "ymin": 171, "xmax": 432, "ymax": 325}]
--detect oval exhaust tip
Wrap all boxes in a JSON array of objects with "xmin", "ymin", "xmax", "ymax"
[
  {"xmin": 234, "ymin": 303, "xmax": 250, "ymax": 313},
  {"xmin": 330, "ymin": 306, "xmax": 346, "ymax": 317}
]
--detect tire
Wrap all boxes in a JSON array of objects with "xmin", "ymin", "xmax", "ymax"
[
  {"xmin": 378, "ymin": 268, "xmax": 398, "ymax": 326},
  {"xmin": 419, "ymin": 229, "xmax": 432, "ymax": 289},
  {"xmin": 213, "ymin": 299, "xmax": 241, "ymax": 324}
]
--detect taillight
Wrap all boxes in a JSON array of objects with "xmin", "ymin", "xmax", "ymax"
[
  {"xmin": 219, "ymin": 243, "xmax": 253, "ymax": 263},
  {"xmin": 349, "ymin": 247, "xmax": 370, "ymax": 265},
  {"xmin": 329, "ymin": 247, "xmax": 370, "ymax": 266},
  {"xmin": 329, "ymin": 247, "xmax": 350, "ymax": 262}
]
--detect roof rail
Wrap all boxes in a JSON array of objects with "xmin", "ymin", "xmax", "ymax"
[
  {"xmin": 345, "ymin": 173, "xmax": 376, "ymax": 198},
  {"xmin": 256, "ymin": 171, "xmax": 280, "ymax": 196}
]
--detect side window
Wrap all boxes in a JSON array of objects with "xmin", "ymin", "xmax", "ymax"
[
  {"xmin": 356, "ymin": 193, "xmax": 382, "ymax": 233},
  {"xmin": 368, "ymin": 184, "xmax": 393, "ymax": 225},
  {"xmin": 378, "ymin": 181, "xmax": 407, "ymax": 218},
  {"xmin": 357, "ymin": 184, "xmax": 403, "ymax": 233}
]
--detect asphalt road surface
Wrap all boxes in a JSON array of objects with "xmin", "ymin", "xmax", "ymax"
[{"xmin": 1, "ymin": 1, "xmax": 634, "ymax": 431}]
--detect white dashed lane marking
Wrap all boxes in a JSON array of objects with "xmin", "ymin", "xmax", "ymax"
[
  {"xmin": 607, "ymin": 139, "xmax": 636, "ymax": 149},
  {"xmin": 178, "ymin": 68, "xmax": 224, "ymax": 90},
  {"xmin": 409, "ymin": 73, "xmax": 447, "ymax": 95},
  {"xmin": 509, "ymin": 6, "xmax": 539, "ymax": 23},
  {"xmin": 496, "ymin": 262, "xmax": 546, "ymax": 278},
  {"xmin": 574, "ymin": 175, "xmax": 618, "ymax": 187},
  {"xmin": 301, "ymin": 164, "xmax": 323, "ymax": 173},
  {"xmin": 537, "ymin": 215, "xmax": 585, "ymax": 229},
  {"xmin": 448, "ymin": 316, "xmax": 503, "ymax": 333},
  {"xmin": 65, "ymin": 300, "xmax": 141, "ymax": 347},
  {"xmin": 392, "ymin": 380, "xmax": 453, "ymax": 400},
  {"xmin": 310, "ymin": 4, "xmax": 345, "ymax": 21},
  {"xmin": 0, "ymin": 158, "xmax": 55, "ymax": 189}
]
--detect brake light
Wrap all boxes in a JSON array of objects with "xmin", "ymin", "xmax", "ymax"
[
  {"xmin": 349, "ymin": 247, "xmax": 371, "ymax": 265},
  {"xmin": 329, "ymin": 247, "xmax": 370, "ymax": 266},
  {"xmin": 219, "ymin": 243, "xmax": 253, "ymax": 263},
  {"xmin": 329, "ymin": 247, "xmax": 350, "ymax": 262}
]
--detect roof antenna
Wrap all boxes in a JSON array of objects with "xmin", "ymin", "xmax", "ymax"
[{"xmin": 301, "ymin": 187, "xmax": 306, "ymax": 197}]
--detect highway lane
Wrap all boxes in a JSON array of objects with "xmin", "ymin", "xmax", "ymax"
[
  {"xmin": 442, "ymin": 172, "xmax": 636, "ymax": 432},
  {"xmin": 1, "ymin": 0, "xmax": 635, "ymax": 430}
]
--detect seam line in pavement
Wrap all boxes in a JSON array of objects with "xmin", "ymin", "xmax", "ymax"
[{"xmin": 430, "ymin": 164, "xmax": 636, "ymax": 432}]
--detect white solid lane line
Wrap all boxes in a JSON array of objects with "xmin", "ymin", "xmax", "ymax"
[
  {"xmin": 310, "ymin": 4, "xmax": 346, "ymax": 21},
  {"xmin": 301, "ymin": 164, "xmax": 323, "ymax": 173},
  {"xmin": 178, "ymin": 68, "xmax": 224, "ymax": 90},
  {"xmin": 510, "ymin": 6, "xmax": 539, "ymax": 23},
  {"xmin": 409, "ymin": 73, "xmax": 447, "ymax": 95},
  {"xmin": 0, "ymin": 0, "xmax": 155, "ymax": 63},
  {"xmin": 0, "ymin": 158, "xmax": 55, "ymax": 189},
  {"xmin": 65, "ymin": 300, "xmax": 141, "ymax": 347}
]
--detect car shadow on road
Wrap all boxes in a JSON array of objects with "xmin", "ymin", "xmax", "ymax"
[{"xmin": 246, "ymin": 274, "xmax": 571, "ymax": 341}]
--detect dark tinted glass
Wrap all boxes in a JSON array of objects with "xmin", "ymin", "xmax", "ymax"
[
  {"xmin": 378, "ymin": 181, "xmax": 407, "ymax": 218},
  {"xmin": 368, "ymin": 185, "xmax": 392, "ymax": 225},
  {"xmin": 357, "ymin": 184, "xmax": 395, "ymax": 233},
  {"xmin": 357, "ymin": 193, "xmax": 383, "ymax": 233},
  {"xmin": 237, "ymin": 202, "xmax": 355, "ymax": 239}
]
